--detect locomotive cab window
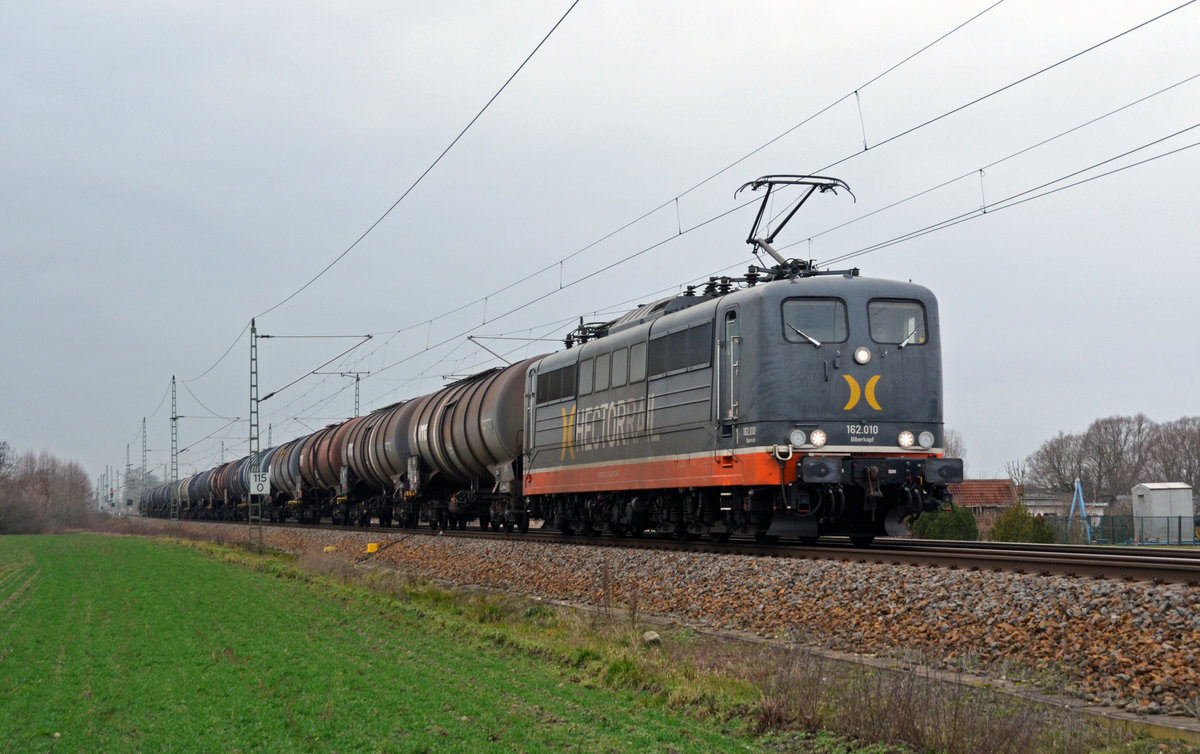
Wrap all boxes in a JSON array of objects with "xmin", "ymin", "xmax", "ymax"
[
  {"xmin": 869, "ymin": 300, "xmax": 927, "ymax": 347},
  {"xmin": 781, "ymin": 298, "xmax": 847, "ymax": 345}
]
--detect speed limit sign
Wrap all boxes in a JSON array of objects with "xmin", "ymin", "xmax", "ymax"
[{"xmin": 251, "ymin": 472, "xmax": 270, "ymax": 496}]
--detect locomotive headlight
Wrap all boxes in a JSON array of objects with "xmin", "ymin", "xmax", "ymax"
[
  {"xmin": 897, "ymin": 431, "xmax": 915, "ymax": 449},
  {"xmin": 788, "ymin": 429, "xmax": 807, "ymax": 447},
  {"xmin": 918, "ymin": 431, "xmax": 935, "ymax": 449},
  {"xmin": 853, "ymin": 346, "xmax": 871, "ymax": 365},
  {"xmin": 809, "ymin": 429, "xmax": 827, "ymax": 447}
]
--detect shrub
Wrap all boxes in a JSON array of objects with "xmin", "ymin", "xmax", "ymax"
[
  {"xmin": 0, "ymin": 448, "xmax": 97, "ymax": 534},
  {"xmin": 987, "ymin": 502, "xmax": 1057, "ymax": 543},
  {"xmin": 907, "ymin": 503, "xmax": 978, "ymax": 540}
]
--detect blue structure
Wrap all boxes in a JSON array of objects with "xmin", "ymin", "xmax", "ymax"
[{"xmin": 1068, "ymin": 478, "xmax": 1093, "ymax": 545}]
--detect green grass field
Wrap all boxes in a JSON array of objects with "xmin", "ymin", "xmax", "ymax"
[
  {"xmin": 0, "ymin": 534, "xmax": 764, "ymax": 753},
  {"xmin": 3, "ymin": 531, "xmax": 1189, "ymax": 754}
]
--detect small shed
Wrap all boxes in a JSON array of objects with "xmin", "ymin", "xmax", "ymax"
[{"xmin": 1130, "ymin": 482, "xmax": 1195, "ymax": 544}]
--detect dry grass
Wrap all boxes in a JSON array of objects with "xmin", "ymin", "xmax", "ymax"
[{"xmin": 663, "ymin": 630, "xmax": 1142, "ymax": 754}]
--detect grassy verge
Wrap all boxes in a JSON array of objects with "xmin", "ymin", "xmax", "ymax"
[
  {"xmin": 1, "ymin": 533, "xmax": 759, "ymax": 752},
  {"xmin": 4, "ymin": 529, "xmax": 1193, "ymax": 753}
]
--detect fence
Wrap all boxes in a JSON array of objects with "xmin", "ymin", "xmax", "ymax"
[{"xmin": 1042, "ymin": 515, "xmax": 1199, "ymax": 546}]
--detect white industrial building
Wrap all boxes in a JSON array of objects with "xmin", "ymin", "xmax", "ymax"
[{"xmin": 1130, "ymin": 482, "xmax": 1195, "ymax": 544}]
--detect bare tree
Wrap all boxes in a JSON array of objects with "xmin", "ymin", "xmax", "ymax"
[
  {"xmin": 1026, "ymin": 431, "xmax": 1085, "ymax": 492},
  {"xmin": 1147, "ymin": 416, "xmax": 1200, "ymax": 490},
  {"xmin": 944, "ymin": 428, "xmax": 966, "ymax": 458},
  {"xmin": 1080, "ymin": 413, "xmax": 1155, "ymax": 499},
  {"xmin": 1005, "ymin": 459, "xmax": 1028, "ymax": 488},
  {"xmin": 942, "ymin": 428, "xmax": 967, "ymax": 476},
  {"xmin": 0, "ymin": 446, "xmax": 96, "ymax": 533},
  {"xmin": 0, "ymin": 440, "xmax": 12, "ymax": 482}
]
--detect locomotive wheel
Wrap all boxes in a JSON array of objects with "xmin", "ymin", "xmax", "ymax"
[{"xmin": 850, "ymin": 535, "xmax": 875, "ymax": 547}]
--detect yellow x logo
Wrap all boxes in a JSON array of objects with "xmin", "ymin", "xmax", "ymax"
[
  {"xmin": 560, "ymin": 405, "xmax": 576, "ymax": 460},
  {"xmin": 843, "ymin": 375, "xmax": 882, "ymax": 411}
]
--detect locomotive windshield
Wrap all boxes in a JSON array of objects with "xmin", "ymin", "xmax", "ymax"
[
  {"xmin": 781, "ymin": 298, "xmax": 847, "ymax": 346},
  {"xmin": 869, "ymin": 299, "xmax": 927, "ymax": 347}
]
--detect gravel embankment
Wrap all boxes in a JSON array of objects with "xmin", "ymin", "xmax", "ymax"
[{"xmin": 169, "ymin": 522, "xmax": 1200, "ymax": 717}]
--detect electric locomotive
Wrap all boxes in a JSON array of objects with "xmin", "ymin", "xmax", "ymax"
[
  {"xmin": 141, "ymin": 175, "xmax": 962, "ymax": 545},
  {"xmin": 522, "ymin": 176, "xmax": 962, "ymax": 545}
]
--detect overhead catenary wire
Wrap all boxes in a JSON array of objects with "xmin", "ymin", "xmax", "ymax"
[
  {"xmin": 179, "ymin": 379, "xmax": 239, "ymax": 421},
  {"xmin": 169, "ymin": 2, "xmax": 580, "ymax": 389},
  {"xmin": 252, "ymin": 0, "xmax": 582, "ymax": 322},
  {"xmin": 148, "ymin": 0, "xmax": 1010, "ymax": 442},
  {"xmin": 316, "ymin": 0, "xmax": 1189, "ymax": 369},
  {"xmin": 257, "ymin": 113, "xmax": 1200, "ymax": 444},
  {"xmin": 779, "ymin": 70, "xmax": 1200, "ymax": 254},
  {"xmin": 325, "ymin": 0, "xmax": 1010, "ymax": 350},
  {"xmin": 819, "ymin": 125, "xmax": 1200, "ymax": 267},
  {"xmin": 140, "ymin": 2, "xmax": 1196, "ymax": 466},
  {"xmin": 810, "ymin": 0, "xmax": 1197, "ymax": 177}
]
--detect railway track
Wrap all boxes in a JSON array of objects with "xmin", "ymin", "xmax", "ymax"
[{"xmin": 207, "ymin": 517, "xmax": 1200, "ymax": 586}]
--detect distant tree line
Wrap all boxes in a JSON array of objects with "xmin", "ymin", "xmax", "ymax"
[
  {"xmin": 1021, "ymin": 414, "xmax": 1200, "ymax": 502},
  {"xmin": 0, "ymin": 440, "xmax": 96, "ymax": 534}
]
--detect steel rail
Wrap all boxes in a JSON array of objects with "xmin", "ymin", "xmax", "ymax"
[{"xmin": 183, "ymin": 518, "xmax": 1200, "ymax": 585}]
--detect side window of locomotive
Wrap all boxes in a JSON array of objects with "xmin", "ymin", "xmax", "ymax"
[
  {"xmin": 594, "ymin": 352, "xmax": 610, "ymax": 392},
  {"xmin": 534, "ymin": 363, "xmax": 577, "ymax": 403},
  {"xmin": 648, "ymin": 321, "xmax": 714, "ymax": 377},
  {"xmin": 629, "ymin": 341, "xmax": 647, "ymax": 383},
  {"xmin": 688, "ymin": 321, "xmax": 713, "ymax": 367},
  {"xmin": 781, "ymin": 298, "xmax": 847, "ymax": 344},
  {"xmin": 868, "ymin": 300, "xmax": 927, "ymax": 346},
  {"xmin": 611, "ymin": 347, "xmax": 628, "ymax": 388},
  {"xmin": 578, "ymin": 358, "xmax": 593, "ymax": 396}
]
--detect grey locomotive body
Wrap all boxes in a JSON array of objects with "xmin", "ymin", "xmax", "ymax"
[{"xmin": 523, "ymin": 270, "xmax": 962, "ymax": 545}]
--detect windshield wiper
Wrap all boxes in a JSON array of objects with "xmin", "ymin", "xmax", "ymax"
[
  {"xmin": 786, "ymin": 322, "xmax": 821, "ymax": 347},
  {"xmin": 896, "ymin": 325, "xmax": 921, "ymax": 349}
]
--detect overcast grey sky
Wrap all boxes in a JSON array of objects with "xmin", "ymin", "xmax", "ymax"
[{"xmin": 3, "ymin": 0, "xmax": 1198, "ymax": 493}]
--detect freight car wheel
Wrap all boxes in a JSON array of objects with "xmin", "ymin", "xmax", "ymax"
[
  {"xmin": 518, "ymin": 514, "xmax": 529, "ymax": 534},
  {"xmin": 850, "ymin": 535, "xmax": 875, "ymax": 547},
  {"xmin": 504, "ymin": 520, "xmax": 514, "ymax": 534}
]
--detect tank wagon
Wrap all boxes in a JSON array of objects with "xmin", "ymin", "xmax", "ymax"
[{"xmin": 142, "ymin": 176, "xmax": 962, "ymax": 544}]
